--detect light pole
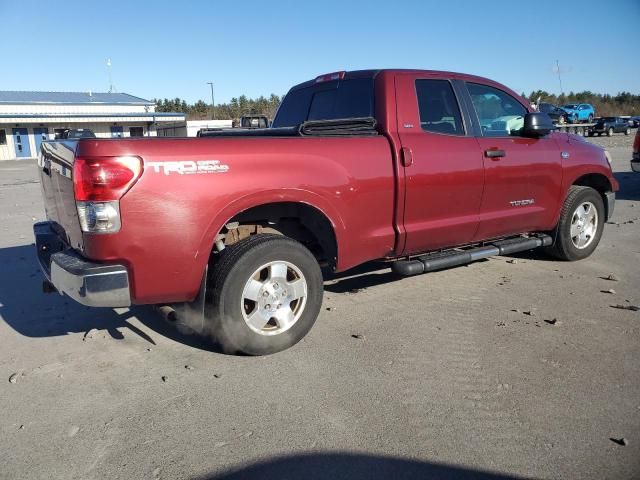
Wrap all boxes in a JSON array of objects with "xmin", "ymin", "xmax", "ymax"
[{"xmin": 207, "ymin": 82, "xmax": 215, "ymax": 120}]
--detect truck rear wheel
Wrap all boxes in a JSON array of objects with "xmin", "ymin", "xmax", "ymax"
[
  {"xmin": 206, "ymin": 234, "xmax": 323, "ymax": 355},
  {"xmin": 546, "ymin": 186, "xmax": 604, "ymax": 261}
]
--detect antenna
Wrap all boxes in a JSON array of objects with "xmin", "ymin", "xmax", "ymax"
[
  {"xmin": 107, "ymin": 58, "xmax": 114, "ymax": 93},
  {"xmin": 554, "ymin": 59, "xmax": 564, "ymax": 95}
]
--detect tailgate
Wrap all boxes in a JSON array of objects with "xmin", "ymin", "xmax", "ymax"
[{"xmin": 38, "ymin": 141, "xmax": 84, "ymax": 250}]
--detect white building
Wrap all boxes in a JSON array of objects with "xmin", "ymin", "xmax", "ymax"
[{"xmin": 0, "ymin": 91, "xmax": 185, "ymax": 161}]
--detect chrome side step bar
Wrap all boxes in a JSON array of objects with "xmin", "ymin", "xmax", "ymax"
[{"xmin": 392, "ymin": 234, "xmax": 553, "ymax": 277}]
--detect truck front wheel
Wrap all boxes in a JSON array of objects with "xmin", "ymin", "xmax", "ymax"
[
  {"xmin": 206, "ymin": 234, "xmax": 323, "ymax": 355},
  {"xmin": 546, "ymin": 186, "xmax": 604, "ymax": 261}
]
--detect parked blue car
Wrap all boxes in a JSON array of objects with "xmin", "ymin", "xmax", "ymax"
[{"xmin": 562, "ymin": 103, "xmax": 595, "ymax": 123}]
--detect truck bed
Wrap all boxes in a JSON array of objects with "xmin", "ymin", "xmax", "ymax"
[{"xmin": 37, "ymin": 134, "xmax": 396, "ymax": 304}]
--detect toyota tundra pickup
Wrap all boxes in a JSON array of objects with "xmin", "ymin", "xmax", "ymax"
[{"xmin": 34, "ymin": 69, "xmax": 618, "ymax": 355}]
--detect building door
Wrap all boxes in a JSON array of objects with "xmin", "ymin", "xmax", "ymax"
[
  {"xmin": 33, "ymin": 127, "xmax": 49, "ymax": 154},
  {"xmin": 110, "ymin": 126, "xmax": 123, "ymax": 138},
  {"xmin": 12, "ymin": 128, "xmax": 31, "ymax": 158}
]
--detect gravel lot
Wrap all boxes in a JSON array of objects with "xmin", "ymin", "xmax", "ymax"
[{"xmin": 1, "ymin": 133, "xmax": 639, "ymax": 480}]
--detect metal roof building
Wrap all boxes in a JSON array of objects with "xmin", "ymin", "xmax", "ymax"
[
  {"xmin": 0, "ymin": 91, "xmax": 154, "ymax": 105},
  {"xmin": 0, "ymin": 91, "xmax": 185, "ymax": 161}
]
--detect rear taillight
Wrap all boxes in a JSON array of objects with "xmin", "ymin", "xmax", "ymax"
[
  {"xmin": 73, "ymin": 156, "xmax": 142, "ymax": 233},
  {"xmin": 73, "ymin": 156, "xmax": 142, "ymax": 201}
]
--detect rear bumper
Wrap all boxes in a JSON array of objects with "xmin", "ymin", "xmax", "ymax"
[{"xmin": 34, "ymin": 221, "xmax": 131, "ymax": 307}]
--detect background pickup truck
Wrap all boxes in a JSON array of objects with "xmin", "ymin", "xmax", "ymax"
[
  {"xmin": 35, "ymin": 69, "xmax": 618, "ymax": 355},
  {"xmin": 588, "ymin": 117, "xmax": 632, "ymax": 137}
]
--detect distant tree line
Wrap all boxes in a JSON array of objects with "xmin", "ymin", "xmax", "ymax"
[
  {"xmin": 523, "ymin": 91, "xmax": 640, "ymax": 116},
  {"xmin": 152, "ymin": 94, "xmax": 282, "ymax": 121}
]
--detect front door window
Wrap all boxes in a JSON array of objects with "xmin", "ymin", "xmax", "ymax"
[{"xmin": 467, "ymin": 83, "xmax": 527, "ymax": 137}]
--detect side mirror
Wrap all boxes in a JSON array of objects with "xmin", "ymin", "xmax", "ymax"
[{"xmin": 522, "ymin": 112, "xmax": 554, "ymax": 138}]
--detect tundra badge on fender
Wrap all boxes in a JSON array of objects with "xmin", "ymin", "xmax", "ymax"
[{"xmin": 509, "ymin": 199, "xmax": 535, "ymax": 207}]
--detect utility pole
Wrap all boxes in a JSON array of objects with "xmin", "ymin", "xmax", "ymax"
[
  {"xmin": 207, "ymin": 82, "xmax": 215, "ymax": 119},
  {"xmin": 555, "ymin": 59, "xmax": 564, "ymax": 96}
]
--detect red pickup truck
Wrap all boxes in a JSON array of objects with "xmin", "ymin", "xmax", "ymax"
[{"xmin": 35, "ymin": 69, "xmax": 618, "ymax": 355}]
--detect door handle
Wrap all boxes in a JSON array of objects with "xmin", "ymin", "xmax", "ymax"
[
  {"xmin": 484, "ymin": 149, "xmax": 506, "ymax": 159},
  {"xmin": 401, "ymin": 147, "xmax": 413, "ymax": 167}
]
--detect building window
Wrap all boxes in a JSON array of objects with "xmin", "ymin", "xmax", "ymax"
[
  {"xmin": 129, "ymin": 127, "xmax": 144, "ymax": 137},
  {"xmin": 0, "ymin": 129, "xmax": 6, "ymax": 145}
]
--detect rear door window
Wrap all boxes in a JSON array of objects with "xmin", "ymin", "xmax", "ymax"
[
  {"xmin": 467, "ymin": 83, "xmax": 528, "ymax": 137},
  {"xmin": 415, "ymin": 79, "xmax": 465, "ymax": 136},
  {"xmin": 273, "ymin": 78, "xmax": 374, "ymax": 128}
]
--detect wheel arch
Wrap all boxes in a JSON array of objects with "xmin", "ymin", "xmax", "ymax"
[
  {"xmin": 571, "ymin": 172, "xmax": 613, "ymax": 218},
  {"xmin": 196, "ymin": 191, "xmax": 345, "ymax": 279},
  {"xmin": 222, "ymin": 201, "xmax": 339, "ymax": 268}
]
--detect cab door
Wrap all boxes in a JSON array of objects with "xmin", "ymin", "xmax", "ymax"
[
  {"xmin": 462, "ymin": 82, "xmax": 563, "ymax": 240},
  {"xmin": 396, "ymin": 74, "xmax": 484, "ymax": 254}
]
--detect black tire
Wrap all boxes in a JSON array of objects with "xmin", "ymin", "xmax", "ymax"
[
  {"xmin": 546, "ymin": 186, "xmax": 605, "ymax": 261},
  {"xmin": 205, "ymin": 234, "xmax": 323, "ymax": 355},
  {"xmin": 607, "ymin": 127, "xmax": 613, "ymax": 137}
]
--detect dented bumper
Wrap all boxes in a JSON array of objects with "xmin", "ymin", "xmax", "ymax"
[{"xmin": 34, "ymin": 221, "xmax": 131, "ymax": 307}]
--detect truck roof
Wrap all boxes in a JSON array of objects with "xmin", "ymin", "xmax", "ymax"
[{"xmin": 288, "ymin": 69, "xmax": 505, "ymax": 92}]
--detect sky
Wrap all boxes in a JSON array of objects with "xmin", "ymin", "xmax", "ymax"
[{"xmin": 1, "ymin": 0, "xmax": 638, "ymax": 104}]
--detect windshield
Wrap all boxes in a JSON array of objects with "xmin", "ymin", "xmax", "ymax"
[
  {"xmin": 602, "ymin": 117, "xmax": 616, "ymax": 121},
  {"xmin": 272, "ymin": 77, "xmax": 375, "ymax": 128},
  {"xmin": 563, "ymin": 104, "xmax": 577, "ymax": 109}
]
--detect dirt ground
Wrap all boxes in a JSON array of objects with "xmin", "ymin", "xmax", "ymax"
[{"xmin": 1, "ymin": 133, "xmax": 639, "ymax": 480}]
